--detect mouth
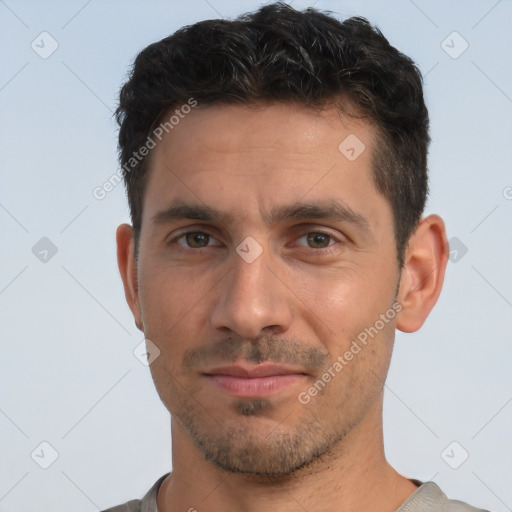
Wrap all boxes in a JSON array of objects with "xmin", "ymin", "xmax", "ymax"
[{"xmin": 203, "ymin": 363, "xmax": 308, "ymax": 398}]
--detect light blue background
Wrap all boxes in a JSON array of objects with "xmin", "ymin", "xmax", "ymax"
[{"xmin": 1, "ymin": 1, "xmax": 511, "ymax": 510}]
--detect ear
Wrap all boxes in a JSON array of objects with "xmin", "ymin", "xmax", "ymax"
[
  {"xmin": 116, "ymin": 224, "xmax": 144, "ymax": 332},
  {"xmin": 395, "ymin": 214, "xmax": 449, "ymax": 333}
]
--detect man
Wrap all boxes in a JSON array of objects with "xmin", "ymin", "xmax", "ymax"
[{"xmin": 107, "ymin": 3, "xmax": 490, "ymax": 511}]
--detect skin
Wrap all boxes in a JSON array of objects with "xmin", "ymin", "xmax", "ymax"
[{"xmin": 117, "ymin": 102, "xmax": 449, "ymax": 512}]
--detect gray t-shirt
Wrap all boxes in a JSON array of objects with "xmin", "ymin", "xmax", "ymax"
[{"xmin": 102, "ymin": 474, "xmax": 490, "ymax": 512}]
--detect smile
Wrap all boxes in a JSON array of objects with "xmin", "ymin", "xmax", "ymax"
[{"xmin": 204, "ymin": 364, "xmax": 308, "ymax": 397}]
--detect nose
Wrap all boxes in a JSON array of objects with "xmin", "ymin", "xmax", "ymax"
[{"xmin": 210, "ymin": 243, "xmax": 293, "ymax": 339}]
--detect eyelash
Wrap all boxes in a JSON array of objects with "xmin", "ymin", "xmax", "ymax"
[{"xmin": 170, "ymin": 230, "xmax": 343, "ymax": 252}]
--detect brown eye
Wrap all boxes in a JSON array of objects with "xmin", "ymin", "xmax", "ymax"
[
  {"xmin": 176, "ymin": 232, "xmax": 211, "ymax": 248},
  {"xmin": 186, "ymin": 232, "xmax": 209, "ymax": 248},
  {"xmin": 305, "ymin": 232, "xmax": 332, "ymax": 249}
]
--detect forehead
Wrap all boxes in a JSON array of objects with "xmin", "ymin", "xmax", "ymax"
[
  {"xmin": 141, "ymin": 102, "xmax": 389, "ymax": 234},
  {"xmin": 153, "ymin": 101, "xmax": 373, "ymax": 161}
]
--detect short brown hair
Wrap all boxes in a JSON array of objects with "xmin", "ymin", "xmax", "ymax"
[{"xmin": 116, "ymin": 2, "xmax": 429, "ymax": 268}]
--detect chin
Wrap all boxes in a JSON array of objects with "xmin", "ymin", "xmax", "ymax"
[{"xmin": 178, "ymin": 403, "xmax": 344, "ymax": 477}]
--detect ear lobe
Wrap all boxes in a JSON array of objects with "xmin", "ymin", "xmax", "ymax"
[
  {"xmin": 395, "ymin": 214, "xmax": 449, "ymax": 333},
  {"xmin": 116, "ymin": 223, "xmax": 144, "ymax": 332}
]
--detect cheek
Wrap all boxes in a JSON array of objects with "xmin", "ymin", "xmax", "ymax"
[
  {"xmin": 294, "ymin": 265, "xmax": 398, "ymax": 365},
  {"xmin": 138, "ymin": 268, "xmax": 214, "ymax": 360},
  {"xmin": 138, "ymin": 260, "xmax": 203, "ymax": 327},
  {"xmin": 295, "ymin": 264, "xmax": 392, "ymax": 324}
]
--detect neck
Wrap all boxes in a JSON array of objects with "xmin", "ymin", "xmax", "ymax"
[{"xmin": 157, "ymin": 395, "xmax": 418, "ymax": 512}]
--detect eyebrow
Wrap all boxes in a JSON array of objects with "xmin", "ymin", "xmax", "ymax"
[{"xmin": 152, "ymin": 200, "xmax": 371, "ymax": 234}]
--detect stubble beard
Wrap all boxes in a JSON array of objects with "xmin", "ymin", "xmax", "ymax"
[
  {"xmin": 173, "ymin": 394, "xmax": 351, "ymax": 479},
  {"xmin": 161, "ymin": 336, "xmax": 360, "ymax": 478}
]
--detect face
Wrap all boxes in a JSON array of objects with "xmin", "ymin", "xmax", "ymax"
[{"xmin": 130, "ymin": 102, "xmax": 402, "ymax": 476}]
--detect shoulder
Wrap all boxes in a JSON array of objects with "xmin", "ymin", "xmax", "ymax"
[
  {"xmin": 102, "ymin": 499, "xmax": 142, "ymax": 512},
  {"xmin": 101, "ymin": 473, "xmax": 169, "ymax": 512},
  {"xmin": 398, "ymin": 481, "xmax": 491, "ymax": 512}
]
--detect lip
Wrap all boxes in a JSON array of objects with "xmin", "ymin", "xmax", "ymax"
[
  {"xmin": 203, "ymin": 364, "xmax": 308, "ymax": 398},
  {"xmin": 205, "ymin": 363, "xmax": 306, "ymax": 378}
]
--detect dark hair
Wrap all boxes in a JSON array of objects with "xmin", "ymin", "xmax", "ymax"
[{"xmin": 116, "ymin": 1, "xmax": 429, "ymax": 268}]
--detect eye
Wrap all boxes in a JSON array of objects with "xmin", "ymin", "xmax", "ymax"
[
  {"xmin": 174, "ymin": 231, "xmax": 220, "ymax": 249},
  {"xmin": 297, "ymin": 231, "xmax": 338, "ymax": 249}
]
